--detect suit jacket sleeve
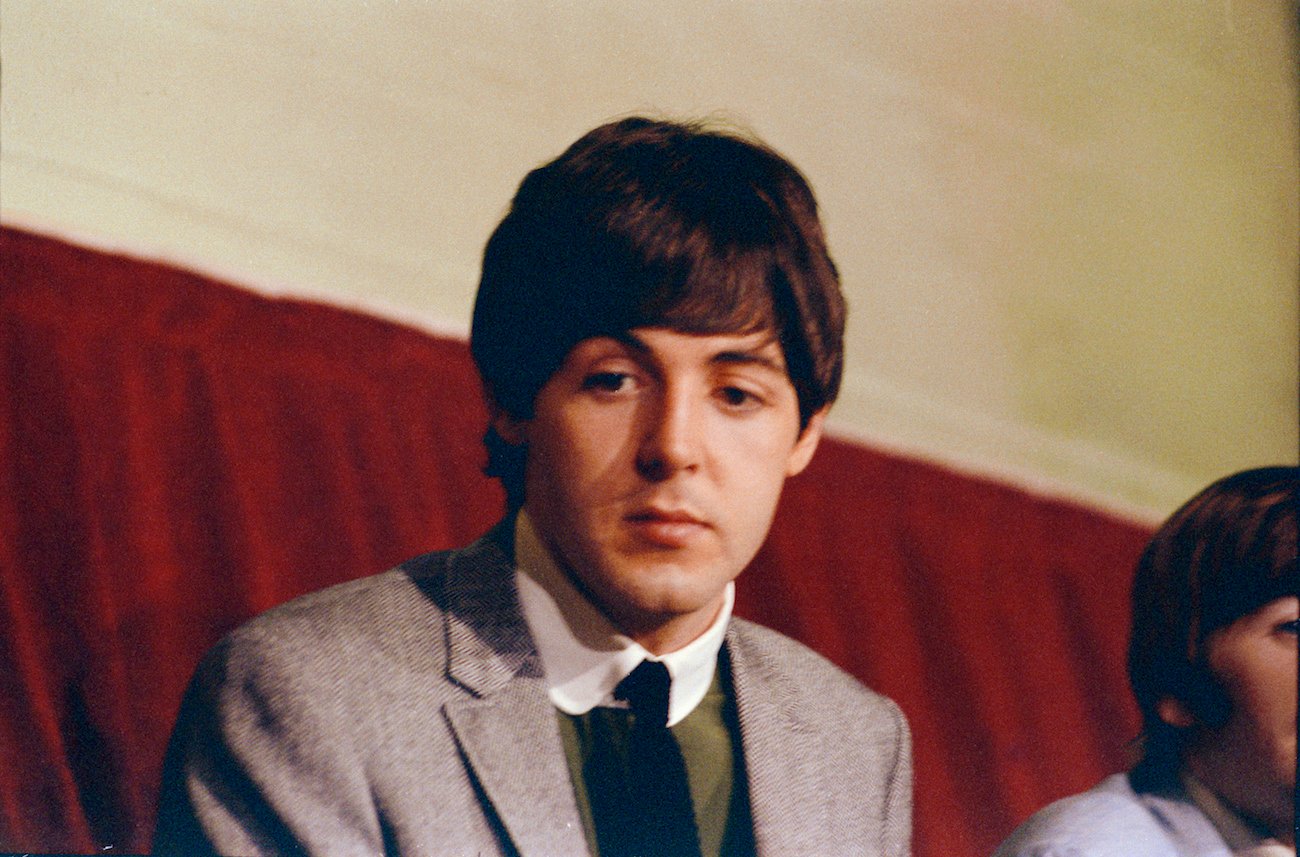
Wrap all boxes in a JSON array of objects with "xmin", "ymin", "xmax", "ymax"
[{"xmin": 153, "ymin": 617, "xmax": 385, "ymax": 856}]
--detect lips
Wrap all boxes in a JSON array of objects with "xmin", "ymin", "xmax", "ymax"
[{"xmin": 625, "ymin": 507, "xmax": 710, "ymax": 548}]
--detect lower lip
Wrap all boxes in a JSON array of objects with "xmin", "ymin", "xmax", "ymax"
[{"xmin": 627, "ymin": 518, "xmax": 708, "ymax": 548}]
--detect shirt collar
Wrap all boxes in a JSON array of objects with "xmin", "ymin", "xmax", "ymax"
[
  {"xmin": 1182, "ymin": 772, "xmax": 1296, "ymax": 856},
  {"xmin": 513, "ymin": 511, "xmax": 732, "ymax": 727}
]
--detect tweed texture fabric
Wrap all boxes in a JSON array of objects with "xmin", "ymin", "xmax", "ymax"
[{"xmin": 154, "ymin": 524, "xmax": 911, "ymax": 856}]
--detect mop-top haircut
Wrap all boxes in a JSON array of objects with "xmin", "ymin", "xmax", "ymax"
[
  {"xmin": 1126, "ymin": 465, "xmax": 1298, "ymax": 781},
  {"xmin": 470, "ymin": 116, "xmax": 847, "ymax": 507}
]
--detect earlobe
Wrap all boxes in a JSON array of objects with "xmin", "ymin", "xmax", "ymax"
[
  {"xmin": 1156, "ymin": 696, "xmax": 1197, "ymax": 729},
  {"xmin": 490, "ymin": 405, "xmax": 528, "ymax": 446},
  {"xmin": 785, "ymin": 409, "xmax": 827, "ymax": 476}
]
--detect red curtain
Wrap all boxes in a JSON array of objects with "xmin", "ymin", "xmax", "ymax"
[{"xmin": 1, "ymin": 226, "xmax": 1153, "ymax": 856}]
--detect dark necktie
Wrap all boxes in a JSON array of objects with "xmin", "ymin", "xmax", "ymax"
[{"xmin": 585, "ymin": 660, "xmax": 703, "ymax": 857}]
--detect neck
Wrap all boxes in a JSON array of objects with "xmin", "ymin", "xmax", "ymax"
[
  {"xmin": 1182, "ymin": 756, "xmax": 1296, "ymax": 846},
  {"xmin": 615, "ymin": 599, "xmax": 725, "ymax": 656}
]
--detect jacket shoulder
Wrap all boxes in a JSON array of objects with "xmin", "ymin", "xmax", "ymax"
[
  {"xmin": 728, "ymin": 618, "xmax": 891, "ymax": 697},
  {"xmin": 225, "ymin": 549, "xmax": 454, "ymax": 651},
  {"xmin": 726, "ymin": 617, "xmax": 908, "ymax": 736},
  {"xmin": 199, "ymin": 532, "xmax": 513, "ymax": 695}
]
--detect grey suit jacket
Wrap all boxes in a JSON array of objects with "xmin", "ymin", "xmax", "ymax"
[
  {"xmin": 992, "ymin": 773, "xmax": 1232, "ymax": 857},
  {"xmin": 155, "ymin": 525, "xmax": 912, "ymax": 856}
]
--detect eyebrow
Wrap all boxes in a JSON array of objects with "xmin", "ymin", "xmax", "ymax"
[{"xmin": 616, "ymin": 331, "xmax": 788, "ymax": 374}]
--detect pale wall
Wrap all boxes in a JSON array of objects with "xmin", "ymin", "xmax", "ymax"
[{"xmin": 3, "ymin": 1, "xmax": 1296, "ymax": 520}]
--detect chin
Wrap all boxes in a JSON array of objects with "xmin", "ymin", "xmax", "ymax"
[
  {"xmin": 625, "ymin": 584, "xmax": 712, "ymax": 616},
  {"xmin": 619, "ymin": 579, "xmax": 721, "ymax": 617}
]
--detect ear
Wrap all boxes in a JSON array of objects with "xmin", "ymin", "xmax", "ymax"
[
  {"xmin": 1156, "ymin": 696, "xmax": 1197, "ymax": 729},
  {"xmin": 490, "ymin": 403, "xmax": 529, "ymax": 446},
  {"xmin": 785, "ymin": 408, "xmax": 827, "ymax": 477}
]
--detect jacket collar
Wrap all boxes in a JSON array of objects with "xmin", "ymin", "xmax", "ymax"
[
  {"xmin": 439, "ymin": 523, "xmax": 833, "ymax": 857},
  {"xmin": 439, "ymin": 521, "xmax": 590, "ymax": 855},
  {"xmin": 726, "ymin": 622, "xmax": 832, "ymax": 856},
  {"xmin": 442, "ymin": 519, "xmax": 540, "ymax": 696}
]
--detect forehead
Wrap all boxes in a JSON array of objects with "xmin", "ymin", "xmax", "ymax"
[{"xmin": 573, "ymin": 326, "xmax": 788, "ymax": 369}]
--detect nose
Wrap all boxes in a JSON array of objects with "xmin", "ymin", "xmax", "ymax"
[{"xmin": 635, "ymin": 387, "xmax": 702, "ymax": 481}]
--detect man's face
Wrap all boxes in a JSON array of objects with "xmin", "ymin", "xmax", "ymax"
[
  {"xmin": 1186, "ymin": 595, "xmax": 1298, "ymax": 840},
  {"xmin": 502, "ymin": 327, "xmax": 824, "ymax": 654}
]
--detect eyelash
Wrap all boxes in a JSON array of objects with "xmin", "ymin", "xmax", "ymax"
[
  {"xmin": 580, "ymin": 373, "xmax": 767, "ymax": 410},
  {"xmin": 581, "ymin": 372, "xmax": 632, "ymax": 393},
  {"xmin": 717, "ymin": 386, "xmax": 764, "ymax": 409}
]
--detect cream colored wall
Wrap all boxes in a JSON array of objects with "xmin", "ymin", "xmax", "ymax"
[{"xmin": 3, "ymin": 1, "xmax": 1295, "ymax": 520}]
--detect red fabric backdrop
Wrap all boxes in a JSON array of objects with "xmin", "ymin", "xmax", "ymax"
[{"xmin": 1, "ymin": 225, "xmax": 1153, "ymax": 856}]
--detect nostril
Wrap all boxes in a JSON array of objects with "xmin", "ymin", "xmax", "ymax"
[{"xmin": 635, "ymin": 452, "xmax": 670, "ymax": 482}]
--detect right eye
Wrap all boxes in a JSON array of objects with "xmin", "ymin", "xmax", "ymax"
[{"xmin": 582, "ymin": 372, "xmax": 632, "ymax": 393}]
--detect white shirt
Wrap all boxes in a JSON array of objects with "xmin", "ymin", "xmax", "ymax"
[{"xmin": 513, "ymin": 511, "xmax": 732, "ymax": 727}]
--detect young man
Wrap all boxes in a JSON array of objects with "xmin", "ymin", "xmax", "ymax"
[
  {"xmin": 994, "ymin": 467, "xmax": 1298, "ymax": 856},
  {"xmin": 154, "ymin": 117, "xmax": 912, "ymax": 856}
]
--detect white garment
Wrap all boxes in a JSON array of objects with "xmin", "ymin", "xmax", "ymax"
[
  {"xmin": 993, "ymin": 772, "xmax": 1228, "ymax": 857},
  {"xmin": 513, "ymin": 511, "xmax": 732, "ymax": 727}
]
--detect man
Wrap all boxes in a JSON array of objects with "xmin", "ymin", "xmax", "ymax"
[
  {"xmin": 154, "ymin": 117, "xmax": 912, "ymax": 856},
  {"xmin": 994, "ymin": 466, "xmax": 1297, "ymax": 856}
]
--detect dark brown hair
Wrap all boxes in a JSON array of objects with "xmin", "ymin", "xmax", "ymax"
[
  {"xmin": 1127, "ymin": 465, "xmax": 1298, "ymax": 782},
  {"xmin": 470, "ymin": 117, "xmax": 846, "ymax": 507}
]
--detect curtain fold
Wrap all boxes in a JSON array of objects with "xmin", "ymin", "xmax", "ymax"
[{"xmin": 1, "ymin": 226, "xmax": 1152, "ymax": 856}]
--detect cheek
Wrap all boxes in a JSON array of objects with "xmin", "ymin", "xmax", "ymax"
[
  {"xmin": 740, "ymin": 440, "xmax": 801, "ymax": 499},
  {"xmin": 1255, "ymin": 663, "xmax": 1298, "ymax": 728},
  {"xmin": 1218, "ymin": 654, "xmax": 1298, "ymax": 746},
  {"xmin": 529, "ymin": 413, "xmax": 628, "ymax": 499},
  {"xmin": 717, "ymin": 436, "xmax": 796, "ymax": 537}
]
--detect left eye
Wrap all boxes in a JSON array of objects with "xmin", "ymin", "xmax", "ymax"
[
  {"xmin": 582, "ymin": 372, "xmax": 631, "ymax": 393},
  {"xmin": 718, "ymin": 387, "xmax": 759, "ymax": 408},
  {"xmin": 1277, "ymin": 619, "xmax": 1299, "ymax": 635}
]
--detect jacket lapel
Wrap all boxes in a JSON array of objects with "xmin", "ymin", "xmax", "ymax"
[
  {"xmin": 726, "ymin": 626, "xmax": 833, "ymax": 857},
  {"xmin": 440, "ymin": 528, "xmax": 590, "ymax": 857}
]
